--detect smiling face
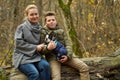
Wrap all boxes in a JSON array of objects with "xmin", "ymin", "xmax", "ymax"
[
  {"xmin": 27, "ymin": 8, "xmax": 39, "ymax": 23},
  {"xmin": 45, "ymin": 15, "xmax": 57, "ymax": 29},
  {"xmin": 25, "ymin": 5, "xmax": 39, "ymax": 23}
]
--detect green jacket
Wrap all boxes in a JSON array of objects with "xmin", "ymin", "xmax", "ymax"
[{"xmin": 40, "ymin": 26, "xmax": 73, "ymax": 61}]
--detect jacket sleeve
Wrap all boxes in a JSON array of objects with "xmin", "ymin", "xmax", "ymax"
[
  {"xmin": 39, "ymin": 28, "xmax": 52, "ymax": 54},
  {"xmin": 41, "ymin": 45, "xmax": 52, "ymax": 54},
  {"xmin": 14, "ymin": 25, "xmax": 37, "ymax": 57},
  {"xmin": 63, "ymin": 30, "xmax": 73, "ymax": 59}
]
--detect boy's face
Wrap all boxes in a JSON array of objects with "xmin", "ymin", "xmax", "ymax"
[{"xmin": 45, "ymin": 16, "xmax": 57, "ymax": 29}]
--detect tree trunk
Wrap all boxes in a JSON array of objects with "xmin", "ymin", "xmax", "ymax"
[
  {"xmin": 9, "ymin": 49, "xmax": 120, "ymax": 80},
  {"xmin": 58, "ymin": 0, "xmax": 82, "ymax": 57}
]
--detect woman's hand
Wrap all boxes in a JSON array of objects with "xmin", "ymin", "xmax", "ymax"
[{"xmin": 36, "ymin": 44, "xmax": 45, "ymax": 51}]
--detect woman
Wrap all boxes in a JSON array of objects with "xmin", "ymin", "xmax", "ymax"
[{"xmin": 13, "ymin": 4, "xmax": 52, "ymax": 80}]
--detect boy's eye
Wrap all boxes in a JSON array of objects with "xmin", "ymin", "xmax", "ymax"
[
  {"xmin": 52, "ymin": 19, "xmax": 55, "ymax": 21},
  {"xmin": 47, "ymin": 19, "xmax": 55, "ymax": 22},
  {"xmin": 48, "ymin": 20, "xmax": 51, "ymax": 22}
]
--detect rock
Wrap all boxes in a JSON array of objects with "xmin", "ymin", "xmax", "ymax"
[{"xmin": 9, "ymin": 69, "xmax": 27, "ymax": 80}]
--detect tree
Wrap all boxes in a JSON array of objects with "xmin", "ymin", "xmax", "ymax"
[{"xmin": 58, "ymin": 0, "xmax": 82, "ymax": 57}]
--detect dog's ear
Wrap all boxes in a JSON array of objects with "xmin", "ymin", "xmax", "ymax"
[{"xmin": 45, "ymin": 34, "xmax": 50, "ymax": 43}]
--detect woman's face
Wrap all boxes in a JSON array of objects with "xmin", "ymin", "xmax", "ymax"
[
  {"xmin": 45, "ymin": 16, "xmax": 57, "ymax": 29},
  {"xmin": 27, "ymin": 8, "xmax": 39, "ymax": 23}
]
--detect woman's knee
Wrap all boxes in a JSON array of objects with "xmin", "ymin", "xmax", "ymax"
[
  {"xmin": 28, "ymin": 70, "xmax": 39, "ymax": 78},
  {"xmin": 18, "ymin": 64, "xmax": 39, "ymax": 78},
  {"xmin": 40, "ymin": 59, "xmax": 50, "ymax": 68}
]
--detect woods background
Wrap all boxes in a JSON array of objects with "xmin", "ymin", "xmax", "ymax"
[{"xmin": 0, "ymin": 0, "xmax": 120, "ymax": 68}]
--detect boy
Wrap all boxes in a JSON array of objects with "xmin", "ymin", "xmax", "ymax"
[{"xmin": 41, "ymin": 11, "xmax": 90, "ymax": 80}]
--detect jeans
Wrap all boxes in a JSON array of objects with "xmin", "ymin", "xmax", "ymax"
[{"xmin": 18, "ymin": 59, "xmax": 51, "ymax": 80}]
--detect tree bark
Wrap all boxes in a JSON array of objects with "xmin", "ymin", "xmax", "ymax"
[
  {"xmin": 9, "ymin": 49, "xmax": 120, "ymax": 80},
  {"xmin": 62, "ymin": 48, "xmax": 120, "ymax": 80},
  {"xmin": 58, "ymin": 0, "xmax": 82, "ymax": 57}
]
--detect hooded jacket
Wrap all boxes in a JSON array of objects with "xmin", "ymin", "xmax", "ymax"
[
  {"xmin": 40, "ymin": 26, "xmax": 73, "ymax": 61},
  {"xmin": 13, "ymin": 19, "xmax": 42, "ymax": 68}
]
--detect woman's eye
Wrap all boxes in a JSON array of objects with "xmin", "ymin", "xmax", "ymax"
[
  {"xmin": 30, "ymin": 13, "xmax": 38, "ymax": 16},
  {"xmin": 30, "ymin": 14, "xmax": 34, "ymax": 16}
]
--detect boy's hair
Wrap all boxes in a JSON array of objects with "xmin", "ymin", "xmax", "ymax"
[{"xmin": 44, "ymin": 11, "xmax": 56, "ymax": 22}]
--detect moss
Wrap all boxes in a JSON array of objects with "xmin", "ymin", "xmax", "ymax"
[
  {"xmin": 58, "ymin": 0, "xmax": 82, "ymax": 57},
  {"xmin": 0, "ymin": 67, "xmax": 7, "ymax": 80},
  {"xmin": 69, "ymin": 27, "xmax": 82, "ymax": 57},
  {"xmin": 112, "ymin": 56, "xmax": 120, "ymax": 67}
]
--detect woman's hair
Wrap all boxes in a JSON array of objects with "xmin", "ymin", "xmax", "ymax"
[
  {"xmin": 44, "ymin": 11, "xmax": 56, "ymax": 22},
  {"xmin": 24, "ymin": 4, "xmax": 38, "ymax": 18}
]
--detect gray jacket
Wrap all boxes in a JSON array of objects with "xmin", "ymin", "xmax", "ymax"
[{"xmin": 13, "ymin": 19, "xmax": 42, "ymax": 68}]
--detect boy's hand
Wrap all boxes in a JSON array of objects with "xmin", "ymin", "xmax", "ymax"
[
  {"xmin": 58, "ymin": 55, "xmax": 68, "ymax": 63},
  {"xmin": 47, "ymin": 41, "xmax": 56, "ymax": 50}
]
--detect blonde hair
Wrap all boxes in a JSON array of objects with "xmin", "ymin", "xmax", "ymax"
[{"xmin": 24, "ymin": 4, "xmax": 38, "ymax": 18}]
